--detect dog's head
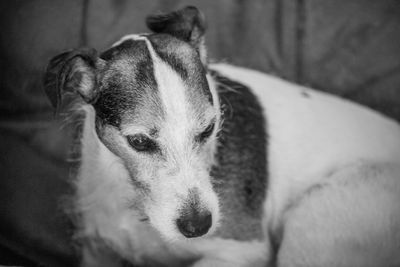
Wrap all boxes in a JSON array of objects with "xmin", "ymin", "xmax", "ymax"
[{"xmin": 44, "ymin": 7, "xmax": 221, "ymax": 241}]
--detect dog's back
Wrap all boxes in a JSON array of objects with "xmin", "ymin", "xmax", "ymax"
[
  {"xmin": 278, "ymin": 162, "xmax": 400, "ymax": 267},
  {"xmin": 212, "ymin": 63, "xmax": 400, "ymax": 266}
]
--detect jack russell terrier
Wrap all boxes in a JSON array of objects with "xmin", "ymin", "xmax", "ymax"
[{"xmin": 44, "ymin": 6, "xmax": 400, "ymax": 267}]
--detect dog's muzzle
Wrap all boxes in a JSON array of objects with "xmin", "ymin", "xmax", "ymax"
[{"xmin": 176, "ymin": 189, "xmax": 212, "ymax": 238}]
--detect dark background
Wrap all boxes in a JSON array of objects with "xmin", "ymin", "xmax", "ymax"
[{"xmin": 0, "ymin": 0, "xmax": 400, "ymax": 266}]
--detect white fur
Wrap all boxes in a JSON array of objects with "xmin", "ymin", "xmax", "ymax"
[
  {"xmin": 77, "ymin": 105, "xmax": 180, "ymax": 266},
  {"xmin": 76, "ymin": 78, "xmax": 263, "ymax": 267},
  {"xmin": 75, "ymin": 36, "xmax": 233, "ymax": 267},
  {"xmin": 278, "ymin": 162, "xmax": 400, "ymax": 267},
  {"xmin": 175, "ymin": 238, "xmax": 269, "ymax": 267},
  {"xmin": 75, "ymin": 33, "xmax": 400, "ymax": 265},
  {"xmin": 111, "ymin": 34, "xmax": 148, "ymax": 47},
  {"xmin": 139, "ymin": 36, "xmax": 220, "ymax": 241},
  {"xmin": 142, "ymin": 37, "xmax": 190, "ymax": 130},
  {"xmin": 211, "ymin": 63, "xmax": 400, "ymax": 265}
]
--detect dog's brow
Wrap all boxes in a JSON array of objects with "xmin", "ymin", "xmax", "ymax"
[
  {"xmin": 120, "ymin": 125, "xmax": 146, "ymax": 136},
  {"xmin": 121, "ymin": 124, "xmax": 158, "ymax": 137}
]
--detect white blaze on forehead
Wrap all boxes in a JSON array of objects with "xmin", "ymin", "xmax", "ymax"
[
  {"xmin": 113, "ymin": 35, "xmax": 192, "ymax": 141},
  {"xmin": 137, "ymin": 36, "xmax": 191, "ymax": 146},
  {"xmin": 143, "ymin": 38, "xmax": 188, "ymax": 122}
]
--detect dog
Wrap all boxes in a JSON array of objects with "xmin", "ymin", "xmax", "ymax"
[{"xmin": 44, "ymin": 6, "xmax": 400, "ymax": 267}]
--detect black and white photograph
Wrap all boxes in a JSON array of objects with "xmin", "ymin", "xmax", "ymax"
[{"xmin": 1, "ymin": 1, "xmax": 400, "ymax": 266}]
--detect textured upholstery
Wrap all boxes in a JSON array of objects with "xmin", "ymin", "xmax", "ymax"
[{"xmin": 1, "ymin": 0, "xmax": 399, "ymax": 266}]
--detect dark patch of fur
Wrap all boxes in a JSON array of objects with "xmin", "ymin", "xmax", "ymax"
[
  {"xmin": 146, "ymin": 6, "xmax": 206, "ymax": 48},
  {"xmin": 148, "ymin": 34, "xmax": 213, "ymax": 104},
  {"xmin": 149, "ymin": 35, "xmax": 189, "ymax": 80},
  {"xmin": 94, "ymin": 36, "xmax": 212, "ymax": 128},
  {"xmin": 43, "ymin": 48, "xmax": 98, "ymax": 113},
  {"xmin": 210, "ymin": 70, "xmax": 268, "ymax": 241},
  {"xmin": 94, "ymin": 40, "xmax": 158, "ymax": 127}
]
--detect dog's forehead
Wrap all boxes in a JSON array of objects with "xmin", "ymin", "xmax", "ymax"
[
  {"xmin": 94, "ymin": 35, "xmax": 213, "ymax": 129},
  {"xmin": 147, "ymin": 34, "xmax": 201, "ymax": 78},
  {"xmin": 148, "ymin": 34, "xmax": 212, "ymax": 104}
]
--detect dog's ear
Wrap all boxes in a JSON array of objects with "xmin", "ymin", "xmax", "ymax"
[
  {"xmin": 43, "ymin": 48, "xmax": 104, "ymax": 113},
  {"xmin": 146, "ymin": 6, "xmax": 207, "ymax": 65}
]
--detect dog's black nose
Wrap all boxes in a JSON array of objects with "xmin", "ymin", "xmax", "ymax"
[{"xmin": 176, "ymin": 210, "xmax": 212, "ymax": 238}]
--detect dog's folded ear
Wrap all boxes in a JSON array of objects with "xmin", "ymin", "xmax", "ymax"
[
  {"xmin": 146, "ymin": 6, "xmax": 207, "ymax": 65},
  {"xmin": 43, "ymin": 48, "xmax": 103, "ymax": 113}
]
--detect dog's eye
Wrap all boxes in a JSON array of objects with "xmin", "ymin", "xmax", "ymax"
[
  {"xmin": 196, "ymin": 122, "xmax": 215, "ymax": 143},
  {"xmin": 127, "ymin": 134, "xmax": 158, "ymax": 152}
]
